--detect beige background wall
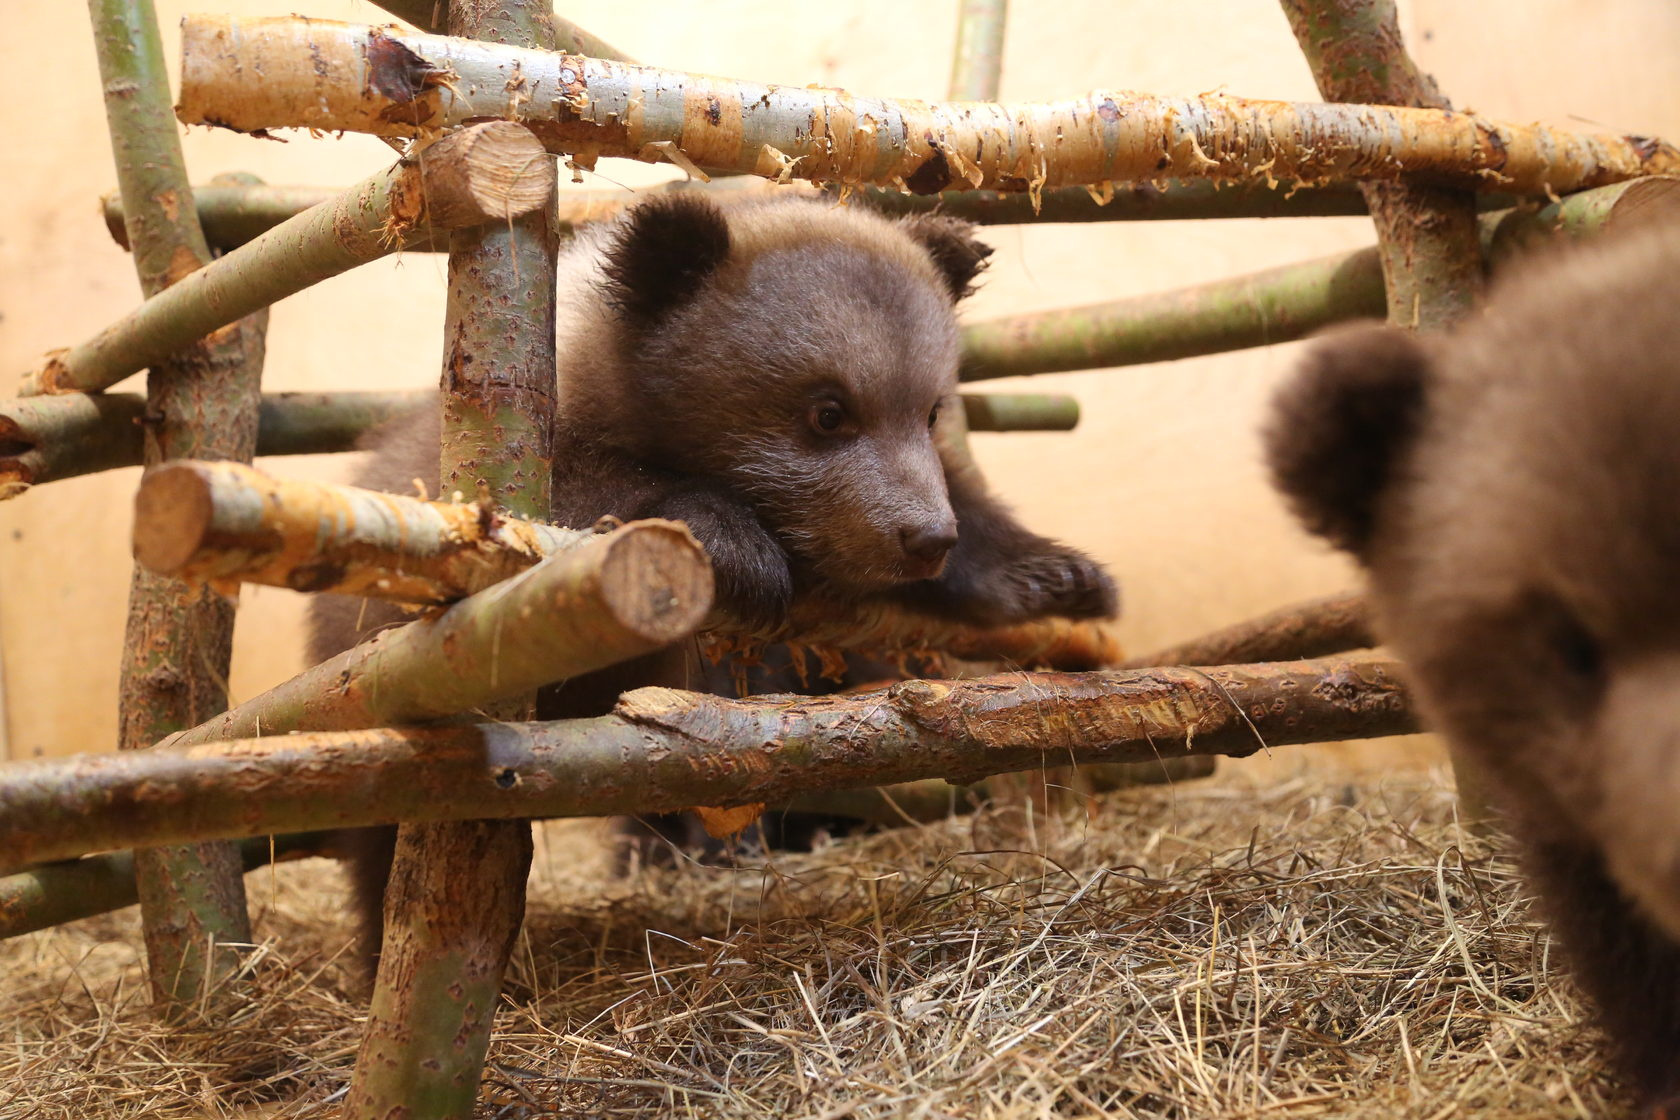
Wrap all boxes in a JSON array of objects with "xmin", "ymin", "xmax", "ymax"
[{"xmin": 2, "ymin": 1, "xmax": 1676, "ymax": 761}]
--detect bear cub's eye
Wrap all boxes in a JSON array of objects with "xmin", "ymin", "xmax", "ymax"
[
  {"xmin": 1532, "ymin": 594, "xmax": 1604, "ymax": 688},
  {"xmin": 927, "ymin": 402, "xmax": 941, "ymax": 430},
  {"xmin": 809, "ymin": 402, "xmax": 846, "ymax": 434}
]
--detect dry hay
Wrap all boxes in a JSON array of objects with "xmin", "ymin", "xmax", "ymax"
[{"xmin": 0, "ymin": 765, "xmax": 1628, "ymax": 1119}]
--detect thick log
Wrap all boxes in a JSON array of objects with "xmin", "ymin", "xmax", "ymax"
[
  {"xmin": 0, "ymin": 832, "xmax": 335, "ymax": 939},
  {"xmin": 90, "ymin": 0, "xmax": 267, "ymax": 1011},
  {"xmin": 0, "ymin": 390, "xmax": 430, "ymax": 497},
  {"xmin": 25, "ymin": 121, "xmax": 551, "ymax": 398},
  {"xmin": 174, "ymin": 16, "xmax": 1677, "ymax": 197},
  {"xmin": 133, "ymin": 459, "xmax": 587, "ymax": 601},
  {"xmin": 0, "ymin": 655, "xmax": 1416, "ymax": 871},
  {"xmin": 158, "ymin": 520, "xmax": 710, "ymax": 750},
  {"xmin": 1123, "ymin": 592, "xmax": 1373, "ymax": 669},
  {"xmin": 959, "ymin": 176, "xmax": 1680, "ymax": 380}
]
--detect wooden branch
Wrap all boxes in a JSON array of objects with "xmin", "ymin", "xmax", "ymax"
[
  {"xmin": 127, "ymin": 460, "xmax": 1118, "ymax": 670},
  {"xmin": 960, "ymin": 393, "xmax": 1078, "ymax": 431},
  {"xmin": 372, "ymin": 0, "xmax": 634, "ymax": 62},
  {"xmin": 959, "ymin": 176, "xmax": 1680, "ymax": 380},
  {"xmin": 104, "ymin": 178, "xmax": 1397, "ymax": 254},
  {"xmin": 0, "ymin": 654, "xmax": 1416, "ymax": 871},
  {"xmin": 175, "ymin": 16, "xmax": 1677, "ymax": 196},
  {"xmin": 1123, "ymin": 592, "xmax": 1373, "ymax": 669},
  {"xmin": 349, "ymin": 4, "xmax": 563, "ymax": 1113},
  {"xmin": 160, "ymin": 519, "xmax": 710, "ymax": 751},
  {"xmin": 90, "ymin": 0, "xmax": 267, "ymax": 1012},
  {"xmin": 950, "ymin": 0, "xmax": 1008, "ymax": 101},
  {"xmin": 133, "ymin": 459, "xmax": 586, "ymax": 601},
  {"xmin": 23, "ymin": 121, "xmax": 552, "ymax": 398},
  {"xmin": 0, "ymin": 832, "xmax": 335, "ymax": 940},
  {"xmin": 0, "ymin": 390, "xmax": 428, "ymax": 497}
]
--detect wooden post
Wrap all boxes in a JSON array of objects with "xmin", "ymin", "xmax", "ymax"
[
  {"xmin": 88, "ymin": 0, "xmax": 267, "ymax": 1014},
  {"xmin": 346, "ymin": 0, "xmax": 560, "ymax": 1112}
]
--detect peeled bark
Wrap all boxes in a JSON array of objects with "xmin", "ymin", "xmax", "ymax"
[
  {"xmin": 133, "ymin": 459, "xmax": 587, "ymax": 601},
  {"xmin": 175, "ymin": 16, "xmax": 1677, "ymax": 198},
  {"xmin": 25, "ymin": 121, "xmax": 552, "ymax": 398},
  {"xmin": 1123, "ymin": 592, "xmax": 1374, "ymax": 669},
  {"xmin": 0, "ymin": 655, "xmax": 1416, "ymax": 871},
  {"xmin": 156, "ymin": 520, "xmax": 709, "ymax": 751},
  {"xmin": 90, "ymin": 0, "xmax": 266, "ymax": 1012}
]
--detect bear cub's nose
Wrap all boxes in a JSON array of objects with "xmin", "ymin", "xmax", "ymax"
[{"xmin": 901, "ymin": 521, "xmax": 959, "ymax": 565}]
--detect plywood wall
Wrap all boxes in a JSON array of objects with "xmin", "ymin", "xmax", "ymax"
[{"xmin": 2, "ymin": 0, "xmax": 1676, "ymax": 763}]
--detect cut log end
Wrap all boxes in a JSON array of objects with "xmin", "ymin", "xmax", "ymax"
[
  {"xmin": 595, "ymin": 522, "xmax": 716, "ymax": 644},
  {"xmin": 132, "ymin": 463, "xmax": 215, "ymax": 575},
  {"xmin": 1606, "ymin": 174, "xmax": 1680, "ymax": 231},
  {"xmin": 460, "ymin": 121, "xmax": 554, "ymax": 220}
]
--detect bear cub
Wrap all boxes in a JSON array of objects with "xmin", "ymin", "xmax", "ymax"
[
  {"xmin": 1266, "ymin": 221, "xmax": 1680, "ymax": 1113},
  {"xmin": 311, "ymin": 193, "xmax": 1118, "ymax": 968}
]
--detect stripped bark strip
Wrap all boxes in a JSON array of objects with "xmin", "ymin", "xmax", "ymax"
[
  {"xmin": 0, "ymin": 655, "xmax": 1417, "ymax": 871},
  {"xmin": 0, "ymin": 390, "xmax": 429, "ymax": 497},
  {"xmin": 959, "ymin": 176, "xmax": 1680, "ymax": 380},
  {"xmin": 90, "ymin": 0, "xmax": 266, "ymax": 1012},
  {"xmin": 156, "ymin": 520, "xmax": 710, "ymax": 751},
  {"xmin": 175, "ymin": 16, "xmax": 1678, "ymax": 196},
  {"xmin": 133, "ymin": 459, "xmax": 587, "ymax": 601},
  {"xmin": 960, "ymin": 393, "xmax": 1078, "ymax": 431},
  {"xmin": 348, "ymin": 3, "xmax": 564, "ymax": 1114},
  {"xmin": 25, "ymin": 121, "xmax": 551, "ymax": 398},
  {"xmin": 0, "ymin": 832, "xmax": 335, "ymax": 940},
  {"xmin": 104, "ymin": 178, "xmax": 1385, "ymax": 253},
  {"xmin": 1123, "ymin": 592, "xmax": 1374, "ymax": 669}
]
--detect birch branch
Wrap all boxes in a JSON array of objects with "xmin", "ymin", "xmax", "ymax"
[
  {"xmin": 950, "ymin": 0, "xmax": 1008, "ymax": 102},
  {"xmin": 158, "ymin": 519, "xmax": 711, "ymax": 750},
  {"xmin": 0, "ymin": 654, "xmax": 1415, "ymax": 871},
  {"xmin": 960, "ymin": 393, "xmax": 1078, "ymax": 431},
  {"xmin": 959, "ymin": 175, "xmax": 1680, "ymax": 380},
  {"xmin": 0, "ymin": 390, "xmax": 428, "ymax": 497},
  {"xmin": 175, "ymin": 16, "xmax": 1677, "ymax": 196},
  {"xmin": 133, "ymin": 459, "xmax": 587, "ymax": 600},
  {"xmin": 1123, "ymin": 592, "xmax": 1374, "ymax": 669},
  {"xmin": 23, "ymin": 121, "xmax": 552, "ymax": 397},
  {"xmin": 129, "ymin": 460, "xmax": 1119, "ymax": 670}
]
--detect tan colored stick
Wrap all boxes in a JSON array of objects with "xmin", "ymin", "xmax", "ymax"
[{"xmin": 176, "ymin": 16, "xmax": 1678, "ymax": 197}]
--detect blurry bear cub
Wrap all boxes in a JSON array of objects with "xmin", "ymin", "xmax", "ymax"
[{"xmin": 1267, "ymin": 221, "xmax": 1680, "ymax": 1114}]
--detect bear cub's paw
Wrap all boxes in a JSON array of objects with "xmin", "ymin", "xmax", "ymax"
[{"xmin": 929, "ymin": 541, "xmax": 1118, "ymax": 627}]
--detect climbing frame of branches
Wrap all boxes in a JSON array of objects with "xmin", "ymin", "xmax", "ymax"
[{"xmin": 5, "ymin": 0, "xmax": 1678, "ymax": 1116}]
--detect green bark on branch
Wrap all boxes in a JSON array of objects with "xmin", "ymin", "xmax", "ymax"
[
  {"xmin": 950, "ymin": 0, "xmax": 1008, "ymax": 101},
  {"xmin": 26, "ymin": 122, "xmax": 552, "ymax": 398},
  {"xmin": 960, "ymin": 393, "xmax": 1078, "ymax": 431},
  {"xmin": 0, "ymin": 655, "xmax": 1415, "ymax": 871},
  {"xmin": 174, "ymin": 16, "xmax": 1678, "ymax": 197},
  {"xmin": 90, "ymin": 0, "xmax": 267, "ymax": 1013}
]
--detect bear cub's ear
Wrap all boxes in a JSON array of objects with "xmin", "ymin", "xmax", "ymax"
[
  {"xmin": 1265, "ymin": 324, "xmax": 1435, "ymax": 561},
  {"xmin": 897, "ymin": 213, "xmax": 993, "ymax": 300},
  {"xmin": 602, "ymin": 194, "xmax": 733, "ymax": 323}
]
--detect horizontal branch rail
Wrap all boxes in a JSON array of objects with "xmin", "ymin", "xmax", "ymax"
[
  {"xmin": 176, "ymin": 17, "xmax": 1676, "ymax": 197},
  {"xmin": 134, "ymin": 458, "xmax": 587, "ymax": 600},
  {"xmin": 0, "ymin": 654, "xmax": 1415, "ymax": 871},
  {"xmin": 0, "ymin": 390, "xmax": 429, "ymax": 496},
  {"xmin": 1123, "ymin": 592, "xmax": 1374, "ymax": 668},
  {"xmin": 23, "ymin": 121, "xmax": 552, "ymax": 397},
  {"xmin": 158, "ymin": 518, "xmax": 711, "ymax": 750},
  {"xmin": 130, "ymin": 459, "xmax": 1119, "ymax": 668},
  {"xmin": 960, "ymin": 175, "xmax": 1680, "ymax": 379}
]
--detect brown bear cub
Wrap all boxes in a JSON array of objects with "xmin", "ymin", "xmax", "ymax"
[
  {"xmin": 311, "ymin": 193, "xmax": 1117, "ymax": 965},
  {"xmin": 1266, "ymin": 222, "xmax": 1680, "ymax": 1113}
]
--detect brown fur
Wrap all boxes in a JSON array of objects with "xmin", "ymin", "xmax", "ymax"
[
  {"xmin": 1266, "ymin": 222, "xmax": 1680, "ymax": 1113},
  {"xmin": 310, "ymin": 194, "xmax": 1118, "ymax": 971}
]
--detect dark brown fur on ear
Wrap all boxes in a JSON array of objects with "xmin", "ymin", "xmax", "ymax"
[
  {"xmin": 1265, "ymin": 324, "xmax": 1434, "ymax": 559},
  {"xmin": 896, "ymin": 213, "xmax": 993, "ymax": 300},
  {"xmin": 601, "ymin": 194, "xmax": 732, "ymax": 323}
]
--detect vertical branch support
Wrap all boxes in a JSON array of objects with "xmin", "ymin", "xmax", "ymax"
[
  {"xmin": 950, "ymin": 0, "xmax": 1008, "ymax": 101},
  {"xmin": 1280, "ymin": 0, "xmax": 1496, "ymax": 823},
  {"xmin": 89, "ymin": 0, "xmax": 265, "ymax": 1013},
  {"xmin": 347, "ymin": 1, "xmax": 559, "ymax": 1115}
]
